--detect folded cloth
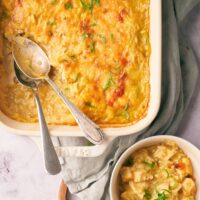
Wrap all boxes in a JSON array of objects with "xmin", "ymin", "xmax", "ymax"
[{"xmin": 59, "ymin": 0, "xmax": 200, "ymax": 199}]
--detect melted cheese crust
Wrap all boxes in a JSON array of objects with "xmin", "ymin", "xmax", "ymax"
[
  {"xmin": 119, "ymin": 141, "xmax": 196, "ymax": 200},
  {"xmin": 0, "ymin": 0, "xmax": 150, "ymax": 126}
]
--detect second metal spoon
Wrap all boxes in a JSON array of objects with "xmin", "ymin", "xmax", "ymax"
[{"xmin": 13, "ymin": 61, "xmax": 61, "ymax": 175}]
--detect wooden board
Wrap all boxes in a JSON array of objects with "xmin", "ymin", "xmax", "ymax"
[{"xmin": 58, "ymin": 180, "xmax": 68, "ymax": 200}]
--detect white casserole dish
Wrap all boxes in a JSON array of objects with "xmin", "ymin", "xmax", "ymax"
[
  {"xmin": 0, "ymin": 0, "xmax": 162, "ymax": 157},
  {"xmin": 110, "ymin": 135, "xmax": 200, "ymax": 200}
]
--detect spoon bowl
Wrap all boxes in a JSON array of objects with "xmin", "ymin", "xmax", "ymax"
[
  {"xmin": 13, "ymin": 37, "xmax": 50, "ymax": 79},
  {"xmin": 13, "ymin": 61, "xmax": 40, "ymax": 88}
]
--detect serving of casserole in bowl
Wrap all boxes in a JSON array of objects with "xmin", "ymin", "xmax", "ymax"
[
  {"xmin": 110, "ymin": 136, "xmax": 200, "ymax": 200},
  {"xmin": 0, "ymin": 0, "xmax": 161, "ymax": 137}
]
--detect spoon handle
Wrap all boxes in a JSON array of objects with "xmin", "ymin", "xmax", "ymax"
[
  {"xmin": 46, "ymin": 77, "xmax": 104, "ymax": 145},
  {"xmin": 33, "ymin": 88, "xmax": 61, "ymax": 175}
]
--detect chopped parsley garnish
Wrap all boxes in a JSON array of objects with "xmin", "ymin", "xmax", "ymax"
[
  {"xmin": 80, "ymin": 0, "xmax": 88, "ymax": 9},
  {"xmin": 98, "ymin": 34, "xmax": 107, "ymax": 44},
  {"xmin": 89, "ymin": 23, "xmax": 97, "ymax": 27},
  {"xmin": 94, "ymin": 0, "xmax": 100, "ymax": 6},
  {"xmin": 103, "ymin": 76, "xmax": 115, "ymax": 91},
  {"xmin": 88, "ymin": 40, "xmax": 95, "ymax": 53},
  {"xmin": 47, "ymin": 21, "xmax": 56, "ymax": 26},
  {"xmin": 155, "ymin": 192, "xmax": 167, "ymax": 200},
  {"xmin": 81, "ymin": 33, "xmax": 90, "ymax": 41},
  {"xmin": 122, "ymin": 110, "xmax": 129, "ymax": 119},
  {"xmin": 80, "ymin": 0, "xmax": 100, "ymax": 14},
  {"xmin": 65, "ymin": 2, "xmax": 72, "ymax": 9},
  {"xmin": 80, "ymin": 0, "xmax": 93, "ymax": 13},
  {"xmin": 124, "ymin": 103, "xmax": 129, "ymax": 111},
  {"xmin": 144, "ymin": 189, "xmax": 152, "ymax": 200},
  {"xmin": 81, "ymin": 32, "xmax": 95, "ymax": 52},
  {"xmin": 143, "ymin": 161, "xmax": 156, "ymax": 168},
  {"xmin": 124, "ymin": 157, "xmax": 134, "ymax": 166},
  {"xmin": 51, "ymin": 0, "xmax": 57, "ymax": 5},
  {"xmin": 0, "ymin": 11, "xmax": 9, "ymax": 21},
  {"xmin": 85, "ymin": 102, "xmax": 96, "ymax": 108},
  {"xmin": 111, "ymin": 34, "xmax": 115, "ymax": 43},
  {"xmin": 121, "ymin": 103, "xmax": 129, "ymax": 119}
]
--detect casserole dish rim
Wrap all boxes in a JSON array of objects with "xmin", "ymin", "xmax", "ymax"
[{"xmin": 0, "ymin": 0, "xmax": 162, "ymax": 137}]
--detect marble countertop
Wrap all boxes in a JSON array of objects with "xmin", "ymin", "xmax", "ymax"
[{"xmin": 0, "ymin": 5, "xmax": 200, "ymax": 200}]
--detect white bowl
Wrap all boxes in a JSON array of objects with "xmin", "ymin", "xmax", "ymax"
[{"xmin": 110, "ymin": 135, "xmax": 200, "ymax": 200}]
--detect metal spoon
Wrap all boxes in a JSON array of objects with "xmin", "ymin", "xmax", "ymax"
[
  {"xmin": 13, "ymin": 61, "xmax": 61, "ymax": 175},
  {"xmin": 12, "ymin": 36, "xmax": 104, "ymax": 145}
]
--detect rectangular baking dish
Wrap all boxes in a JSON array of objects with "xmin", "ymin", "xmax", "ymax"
[{"xmin": 0, "ymin": 0, "xmax": 162, "ymax": 138}]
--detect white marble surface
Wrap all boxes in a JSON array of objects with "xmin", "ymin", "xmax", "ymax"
[
  {"xmin": 0, "ymin": 127, "xmax": 61, "ymax": 200},
  {"xmin": 0, "ymin": 5, "xmax": 200, "ymax": 200}
]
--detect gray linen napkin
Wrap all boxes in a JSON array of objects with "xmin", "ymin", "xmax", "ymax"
[{"xmin": 59, "ymin": 0, "xmax": 200, "ymax": 199}]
